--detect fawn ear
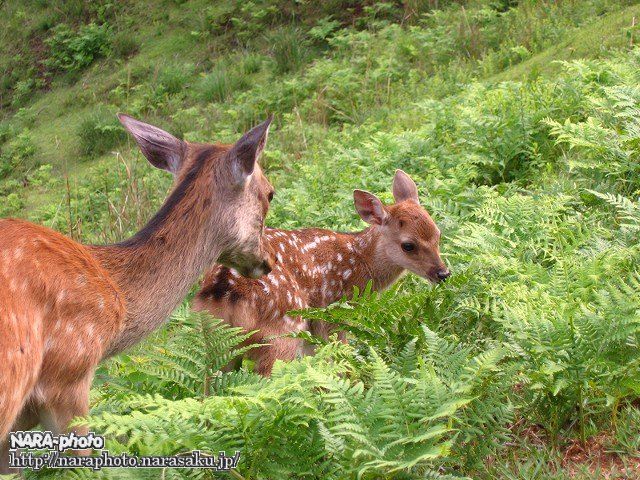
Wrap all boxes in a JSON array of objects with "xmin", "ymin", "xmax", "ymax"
[
  {"xmin": 118, "ymin": 114, "xmax": 186, "ymax": 175},
  {"xmin": 392, "ymin": 169, "xmax": 419, "ymax": 204},
  {"xmin": 227, "ymin": 116, "xmax": 273, "ymax": 185},
  {"xmin": 354, "ymin": 190, "xmax": 387, "ymax": 225}
]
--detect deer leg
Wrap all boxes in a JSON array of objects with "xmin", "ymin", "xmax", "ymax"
[
  {"xmin": 254, "ymin": 337, "xmax": 303, "ymax": 377},
  {"xmin": 41, "ymin": 375, "xmax": 92, "ymax": 456},
  {"xmin": 0, "ymin": 403, "xmax": 40, "ymax": 475}
]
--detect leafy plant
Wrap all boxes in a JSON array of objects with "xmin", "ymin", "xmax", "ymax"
[{"xmin": 44, "ymin": 23, "xmax": 112, "ymax": 72}]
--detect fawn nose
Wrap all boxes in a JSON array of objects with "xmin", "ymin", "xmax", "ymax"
[{"xmin": 436, "ymin": 269, "xmax": 450, "ymax": 281}]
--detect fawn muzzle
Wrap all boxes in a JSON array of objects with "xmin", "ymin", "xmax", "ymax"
[{"xmin": 436, "ymin": 269, "xmax": 451, "ymax": 282}]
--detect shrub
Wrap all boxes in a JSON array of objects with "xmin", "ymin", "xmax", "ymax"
[
  {"xmin": 0, "ymin": 192, "xmax": 23, "ymax": 216},
  {"xmin": 0, "ymin": 129, "xmax": 37, "ymax": 178},
  {"xmin": 44, "ymin": 22, "xmax": 112, "ymax": 72}
]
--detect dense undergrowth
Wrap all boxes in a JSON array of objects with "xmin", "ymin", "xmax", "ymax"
[{"xmin": 2, "ymin": 0, "xmax": 640, "ymax": 479}]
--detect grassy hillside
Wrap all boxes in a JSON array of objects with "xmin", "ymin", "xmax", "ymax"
[{"xmin": 2, "ymin": 1, "xmax": 640, "ymax": 479}]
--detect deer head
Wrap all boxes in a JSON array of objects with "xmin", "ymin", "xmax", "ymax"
[
  {"xmin": 118, "ymin": 114, "xmax": 276, "ymax": 278},
  {"xmin": 353, "ymin": 170, "xmax": 450, "ymax": 283}
]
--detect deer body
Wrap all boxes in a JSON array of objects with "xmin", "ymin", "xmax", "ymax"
[
  {"xmin": 195, "ymin": 226, "xmax": 404, "ymax": 375},
  {"xmin": 0, "ymin": 219, "xmax": 126, "ymax": 442},
  {"xmin": 195, "ymin": 170, "xmax": 449, "ymax": 376},
  {"xmin": 1, "ymin": 115, "xmax": 275, "ymax": 473}
]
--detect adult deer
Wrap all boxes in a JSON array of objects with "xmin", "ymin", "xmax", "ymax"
[
  {"xmin": 0, "ymin": 114, "xmax": 276, "ymax": 473},
  {"xmin": 194, "ymin": 170, "xmax": 449, "ymax": 376}
]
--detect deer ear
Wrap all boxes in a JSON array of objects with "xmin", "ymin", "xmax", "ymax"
[
  {"xmin": 118, "ymin": 113, "xmax": 186, "ymax": 175},
  {"xmin": 228, "ymin": 116, "xmax": 273, "ymax": 185},
  {"xmin": 392, "ymin": 169, "xmax": 419, "ymax": 204},
  {"xmin": 353, "ymin": 190, "xmax": 387, "ymax": 225}
]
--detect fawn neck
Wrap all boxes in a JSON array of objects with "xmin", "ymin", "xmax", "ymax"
[
  {"xmin": 305, "ymin": 226, "xmax": 405, "ymax": 305},
  {"xmin": 90, "ymin": 149, "xmax": 227, "ymax": 356}
]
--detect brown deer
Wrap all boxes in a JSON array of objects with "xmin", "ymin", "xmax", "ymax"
[
  {"xmin": 194, "ymin": 170, "xmax": 449, "ymax": 376},
  {"xmin": 0, "ymin": 114, "xmax": 276, "ymax": 473}
]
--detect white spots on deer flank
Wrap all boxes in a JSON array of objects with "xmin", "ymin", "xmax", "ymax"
[
  {"xmin": 336, "ymin": 253, "xmax": 343, "ymax": 262},
  {"xmin": 286, "ymin": 291, "xmax": 292, "ymax": 303},
  {"xmin": 349, "ymin": 257, "xmax": 356, "ymax": 265},
  {"xmin": 271, "ymin": 276, "xmax": 279, "ymax": 288},
  {"xmin": 57, "ymin": 290, "xmax": 67, "ymax": 303},
  {"xmin": 342, "ymin": 269, "xmax": 352, "ymax": 280}
]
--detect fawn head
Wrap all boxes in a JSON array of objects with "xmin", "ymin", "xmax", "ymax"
[
  {"xmin": 118, "ymin": 114, "xmax": 276, "ymax": 278},
  {"xmin": 353, "ymin": 170, "xmax": 450, "ymax": 283}
]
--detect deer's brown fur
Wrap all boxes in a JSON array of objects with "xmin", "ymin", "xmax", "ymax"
[
  {"xmin": 194, "ymin": 170, "xmax": 449, "ymax": 375},
  {"xmin": 0, "ymin": 115, "xmax": 276, "ymax": 473}
]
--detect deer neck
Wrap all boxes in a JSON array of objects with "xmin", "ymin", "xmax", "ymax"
[
  {"xmin": 309, "ymin": 226, "xmax": 405, "ymax": 305},
  {"xmin": 90, "ymin": 160, "xmax": 225, "ymax": 357}
]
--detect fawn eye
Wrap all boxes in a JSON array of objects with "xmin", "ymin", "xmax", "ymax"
[
  {"xmin": 401, "ymin": 242, "xmax": 416, "ymax": 253},
  {"xmin": 267, "ymin": 191, "xmax": 274, "ymax": 202}
]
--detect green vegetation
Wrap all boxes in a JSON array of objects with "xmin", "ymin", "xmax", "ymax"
[{"xmin": 2, "ymin": 0, "xmax": 640, "ymax": 478}]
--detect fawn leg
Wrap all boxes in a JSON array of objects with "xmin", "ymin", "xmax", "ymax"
[{"xmin": 254, "ymin": 337, "xmax": 303, "ymax": 376}]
